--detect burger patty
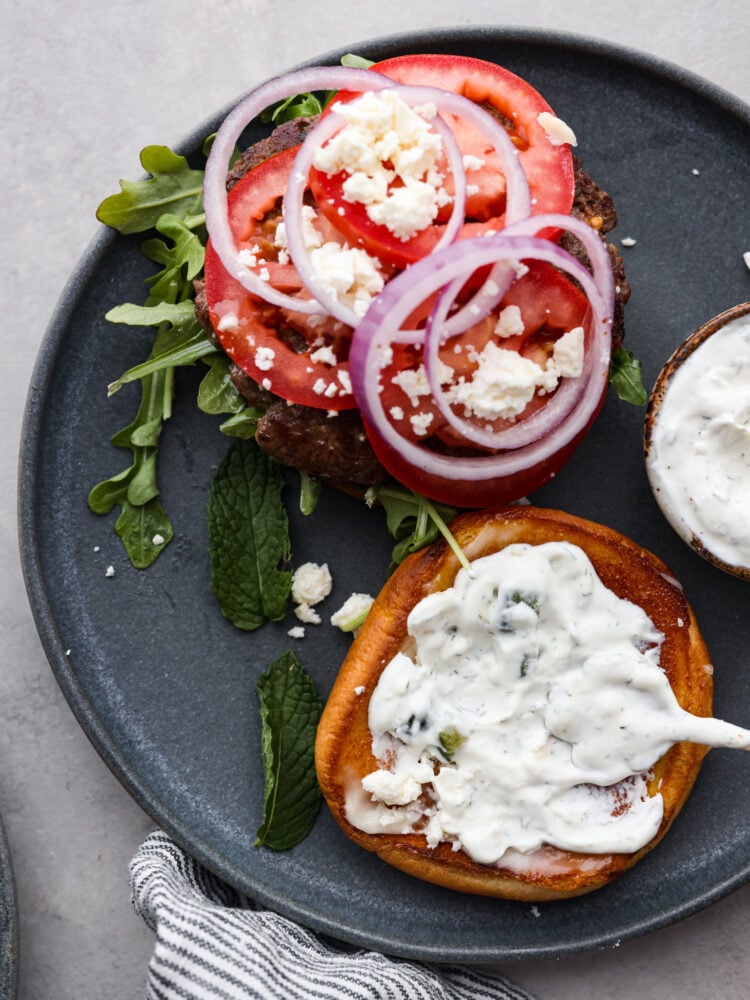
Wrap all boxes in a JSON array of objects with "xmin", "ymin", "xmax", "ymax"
[{"xmin": 194, "ymin": 120, "xmax": 631, "ymax": 493}]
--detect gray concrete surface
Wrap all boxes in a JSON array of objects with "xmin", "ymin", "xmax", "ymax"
[{"xmin": 3, "ymin": 1, "xmax": 749, "ymax": 997}]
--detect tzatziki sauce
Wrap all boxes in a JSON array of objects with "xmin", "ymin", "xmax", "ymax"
[
  {"xmin": 345, "ymin": 542, "xmax": 750, "ymax": 863},
  {"xmin": 646, "ymin": 313, "xmax": 750, "ymax": 572}
]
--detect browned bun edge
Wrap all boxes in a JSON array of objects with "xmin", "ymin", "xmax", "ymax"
[{"xmin": 315, "ymin": 505, "xmax": 713, "ymax": 900}]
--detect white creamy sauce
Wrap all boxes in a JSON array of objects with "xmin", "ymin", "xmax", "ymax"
[
  {"xmin": 647, "ymin": 315, "xmax": 750, "ymax": 570},
  {"xmin": 345, "ymin": 542, "xmax": 750, "ymax": 863}
]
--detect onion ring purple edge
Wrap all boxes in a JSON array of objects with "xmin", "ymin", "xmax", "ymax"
[
  {"xmin": 204, "ymin": 66, "xmax": 395, "ymax": 316},
  {"xmin": 421, "ymin": 213, "xmax": 615, "ymax": 450},
  {"xmin": 349, "ymin": 232, "xmax": 611, "ymax": 481}
]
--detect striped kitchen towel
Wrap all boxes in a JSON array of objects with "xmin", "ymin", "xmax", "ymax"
[{"xmin": 130, "ymin": 831, "xmax": 534, "ymax": 1000}]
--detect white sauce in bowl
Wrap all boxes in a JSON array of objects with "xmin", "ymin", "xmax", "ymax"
[
  {"xmin": 646, "ymin": 312, "xmax": 750, "ymax": 575},
  {"xmin": 345, "ymin": 542, "xmax": 750, "ymax": 863}
]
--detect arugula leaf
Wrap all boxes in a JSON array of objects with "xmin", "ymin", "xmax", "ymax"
[
  {"xmin": 88, "ymin": 353, "xmax": 174, "ymax": 568},
  {"xmin": 610, "ymin": 348, "xmax": 648, "ymax": 405},
  {"xmin": 255, "ymin": 650, "xmax": 323, "ymax": 851},
  {"xmin": 298, "ymin": 473, "xmax": 322, "ymax": 515},
  {"xmin": 96, "ymin": 146, "xmax": 205, "ymax": 235},
  {"xmin": 197, "ymin": 355, "xmax": 247, "ymax": 415},
  {"xmin": 107, "ymin": 326, "xmax": 217, "ymax": 396},
  {"xmin": 197, "ymin": 356, "xmax": 263, "ymax": 439},
  {"xmin": 207, "ymin": 439, "xmax": 292, "ymax": 630},
  {"xmin": 261, "ymin": 92, "xmax": 325, "ymax": 124},
  {"xmin": 92, "ymin": 146, "xmax": 213, "ymax": 566},
  {"xmin": 340, "ymin": 53, "xmax": 375, "ymax": 68},
  {"xmin": 374, "ymin": 485, "xmax": 469, "ymax": 571}
]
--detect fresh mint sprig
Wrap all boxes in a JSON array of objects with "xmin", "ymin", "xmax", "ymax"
[
  {"xmin": 255, "ymin": 650, "xmax": 323, "ymax": 850},
  {"xmin": 207, "ymin": 439, "xmax": 292, "ymax": 631}
]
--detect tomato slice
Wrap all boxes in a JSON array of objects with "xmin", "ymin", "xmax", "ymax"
[
  {"xmin": 369, "ymin": 261, "xmax": 598, "ymax": 507},
  {"xmin": 309, "ymin": 54, "xmax": 576, "ymax": 269},
  {"xmin": 204, "ymin": 147, "xmax": 358, "ymax": 411}
]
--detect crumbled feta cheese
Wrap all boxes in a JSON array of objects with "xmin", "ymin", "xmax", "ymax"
[
  {"xmin": 105, "ymin": 565, "xmax": 115, "ymax": 578},
  {"xmin": 362, "ymin": 760, "xmax": 434, "ymax": 805},
  {"xmin": 217, "ymin": 312, "xmax": 239, "ymax": 332},
  {"xmin": 310, "ymin": 345, "xmax": 338, "ymax": 366},
  {"xmin": 494, "ymin": 304, "xmax": 525, "ymax": 339},
  {"xmin": 462, "ymin": 154, "xmax": 485, "ymax": 171},
  {"xmin": 287, "ymin": 626, "xmax": 305, "ymax": 639},
  {"xmin": 308, "ymin": 241, "xmax": 384, "ymax": 317},
  {"xmin": 537, "ymin": 112, "xmax": 577, "ymax": 147},
  {"xmin": 313, "ymin": 89, "xmax": 447, "ymax": 242},
  {"xmin": 275, "ymin": 206, "xmax": 322, "ymax": 251},
  {"xmin": 291, "ymin": 562, "xmax": 333, "ymax": 625},
  {"xmin": 292, "ymin": 562, "xmax": 333, "ymax": 607},
  {"xmin": 238, "ymin": 248, "xmax": 258, "ymax": 267},
  {"xmin": 621, "ymin": 237, "xmax": 637, "ymax": 247},
  {"xmin": 337, "ymin": 369, "xmax": 352, "ymax": 395},
  {"xmin": 389, "ymin": 405, "xmax": 405, "ymax": 421},
  {"xmin": 295, "ymin": 604, "xmax": 321, "ymax": 625},
  {"xmin": 449, "ymin": 343, "xmax": 550, "ymax": 420},
  {"xmin": 409, "ymin": 411, "xmax": 434, "ymax": 436},
  {"xmin": 254, "ymin": 346, "xmax": 275, "ymax": 372},
  {"xmin": 152, "ymin": 533, "xmax": 165, "ymax": 546},
  {"xmin": 313, "ymin": 378, "xmax": 328, "ymax": 395},
  {"xmin": 330, "ymin": 592, "xmax": 374, "ymax": 629},
  {"xmin": 550, "ymin": 327, "xmax": 585, "ymax": 379},
  {"xmin": 354, "ymin": 685, "xmax": 366, "ymax": 696},
  {"xmin": 391, "ymin": 361, "xmax": 453, "ymax": 407},
  {"xmin": 743, "ymin": 251, "xmax": 750, "ymax": 271},
  {"xmin": 261, "ymin": 378, "xmax": 272, "ymax": 391}
]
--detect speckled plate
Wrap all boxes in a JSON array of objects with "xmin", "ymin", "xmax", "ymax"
[
  {"xmin": 0, "ymin": 816, "xmax": 18, "ymax": 998},
  {"xmin": 18, "ymin": 27, "xmax": 750, "ymax": 962}
]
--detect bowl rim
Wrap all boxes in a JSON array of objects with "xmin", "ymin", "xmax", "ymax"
[{"xmin": 644, "ymin": 300, "xmax": 750, "ymax": 581}]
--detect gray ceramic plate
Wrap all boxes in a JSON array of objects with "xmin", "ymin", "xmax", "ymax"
[
  {"xmin": 0, "ymin": 816, "xmax": 18, "ymax": 998},
  {"xmin": 19, "ymin": 27, "xmax": 750, "ymax": 962}
]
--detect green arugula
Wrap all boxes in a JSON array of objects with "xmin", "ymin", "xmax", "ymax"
[
  {"xmin": 89, "ymin": 187, "xmax": 209, "ymax": 567},
  {"xmin": 207, "ymin": 439, "xmax": 292, "ymax": 630},
  {"xmin": 371, "ymin": 485, "xmax": 469, "ymax": 572},
  {"xmin": 255, "ymin": 650, "xmax": 323, "ymax": 850},
  {"xmin": 96, "ymin": 146, "xmax": 205, "ymax": 234},
  {"xmin": 609, "ymin": 348, "xmax": 648, "ymax": 405}
]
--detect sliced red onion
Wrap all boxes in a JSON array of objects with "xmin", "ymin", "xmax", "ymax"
[
  {"xmin": 349, "ymin": 232, "xmax": 612, "ymax": 483},
  {"xmin": 204, "ymin": 66, "xmax": 396, "ymax": 316},
  {"xmin": 282, "ymin": 88, "xmax": 468, "ymax": 328},
  {"xmin": 422, "ymin": 214, "xmax": 615, "ymax": 450}
]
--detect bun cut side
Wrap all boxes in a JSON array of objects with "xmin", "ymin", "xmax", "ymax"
[{"xmin": 315, "ymin": 506, "xmax": 713, "ymax": 900}]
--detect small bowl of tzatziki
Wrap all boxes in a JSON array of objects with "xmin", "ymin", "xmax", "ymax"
[{"xmin": 645, "ymin": 301, "xmax": 750, "ymax": 581}]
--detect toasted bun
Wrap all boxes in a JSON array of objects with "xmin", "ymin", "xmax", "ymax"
[{"xmin": 315, "ymin": 506, "xmax": 713, "ymax": 900}]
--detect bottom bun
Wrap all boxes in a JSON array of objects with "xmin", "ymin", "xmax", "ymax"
[{"xmin": 314, "ymin": 506, "xmax": 713, "ymax": 900}]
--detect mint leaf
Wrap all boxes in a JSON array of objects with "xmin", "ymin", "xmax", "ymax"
[
  {"xmin": 96, "ymin": 146, "xmax": 204, "ymax": 235},
  {"xmin": 207, "ymin": 439, "xmax": 291, "ymax": 629},
  {"xmin": 255, "ymin": 650, "xmax": 323, "ymax": 851},
  {"xmin": 610, "ymin": 348, "xmax": 648, "ymax": 405}
]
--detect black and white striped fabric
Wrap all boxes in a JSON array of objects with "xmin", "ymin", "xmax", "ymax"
[{"xmin": 130, "ymin": 831, "xmax": 535, "ymax": 1000}]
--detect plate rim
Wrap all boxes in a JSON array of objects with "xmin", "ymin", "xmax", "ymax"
[{"xmin": 17, "ymin": 25, "xmax": 750, "ymax": 963}]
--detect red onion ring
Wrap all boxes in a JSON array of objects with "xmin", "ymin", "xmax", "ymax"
[
  {"xmin": 349, "ymin": 232, "xmax": 612, "ymax": 483},
  {"xmin": 422, "ymin": 213, "xmax": 614, "ymax": 450},
  {"xmin": 204, "ymin": 66, "xmax": 396, "ymax": 315}
]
